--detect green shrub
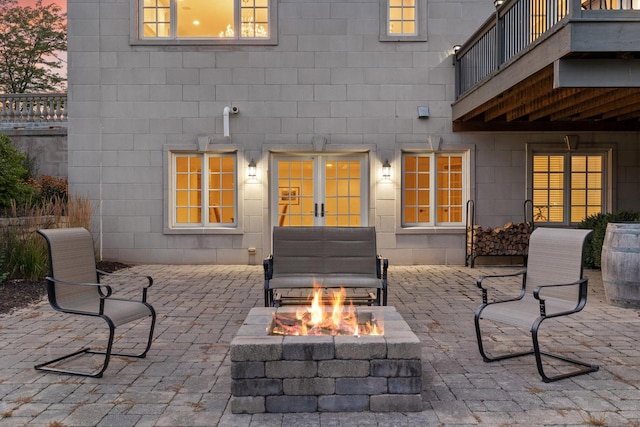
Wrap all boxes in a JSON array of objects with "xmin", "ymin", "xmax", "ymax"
[
  {"xmin": 0, "ymin": 223, "xmax": 48, "ymax": 281},
  {"xmin": 577, "ymin": 210, "xmax": 640, "ymax": 268},
  {"xmin": 0, "ymin": 134, "xmax": 33, "ymax": 209}
]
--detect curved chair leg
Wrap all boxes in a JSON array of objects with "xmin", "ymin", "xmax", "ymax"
[
  {"xmin": 35, "ymin": 310, "xmax": 156, "ymax": 378},
  {"xmin": 475, "ymin": 309, "xmax": 599, "ymax": 382},
  {"xmin": 35, "ymin": 318, "xmax": 116, "ymax": 378},
  {"xmin": 474, "ymin": 309, "xmax": 533, "ymax": 363},
  {"xmin": 531, "ymin": 318, "xmax": 599, "ymax": 383}
]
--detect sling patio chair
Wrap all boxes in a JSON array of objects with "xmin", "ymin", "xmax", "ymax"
[
  {"xmin": 36, "ymin": 227, "xmax": 156, "ymax": 378},
  {"xmin": 474, "ymin": 227, "xmax": 599, "ymax": 382}
]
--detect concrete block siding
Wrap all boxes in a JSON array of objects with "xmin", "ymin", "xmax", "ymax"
[{"xmin": 66, "ymin": 0, "xmax": 640, "ymax": 265}]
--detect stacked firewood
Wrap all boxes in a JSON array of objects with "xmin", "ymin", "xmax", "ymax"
[{"xmin": 468, "ymin": 221, "xmax": 533, "ymax": 256}]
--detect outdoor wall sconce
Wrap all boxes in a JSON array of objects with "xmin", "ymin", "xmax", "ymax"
[
  {"xmin": 248, "ymin": 159, "xmax": 257, "ymax": 178},
  {"xmin": 382, "ymin": 159, "xmax": 391, "ymax": 180},
  {"xmin": 452, "ymin": 45, "xmax": 461, "ymax": 65}
]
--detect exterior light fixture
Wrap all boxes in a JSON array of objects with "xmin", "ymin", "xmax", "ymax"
[
  {"xmin": 248, "ymin": 159, "xmax": 257, "ymax": 178},
  {"xmin": 382, "ymin": 159, "xmax": 391, "ymax": 180},
  {"xmin": 494, "ymin": 0, "xmax": 505, "ymax": 8},
  {"xmin": 452, "ymin": 44, "xmax": 462, "ymax": 65}
]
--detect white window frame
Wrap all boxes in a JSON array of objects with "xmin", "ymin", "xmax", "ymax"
[
  {"xmin": 379, "ymin": 0, "xmax": 427, "ymax": 42},
  {"xmin": 166, "ymin": 150, "xmax": 241, "ymax": 232},
  {"xmin": 132, "ymin": 0, "xmax": 278, "ymax": 46},
  {"xmin": 526, "ymin": 143, "xmax": 614, "ymax": 226},
  {"xmin": 401, "ymin": 151, "xmax": 468, "ymax": 227}
]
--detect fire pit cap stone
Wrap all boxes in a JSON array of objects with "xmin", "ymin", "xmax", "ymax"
[
  {"xmin": 230, "ymin": 335, "xmax": 283, "ymax": 362},
  {"xmin": 335, "ymin": 335, "xmax": 387, "ymax": 359},
  {"xmin": 385, "ymin": 334, "xmax": 422, "ymax": 359}
]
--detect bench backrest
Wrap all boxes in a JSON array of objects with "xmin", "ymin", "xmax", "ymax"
[
  {"xmin": 525, "ymin": 227, "xmax": 592, "ymax": 301},
  {"xmin": 272, "ymin": 226, "xmax": 378, "ymax": 276}
]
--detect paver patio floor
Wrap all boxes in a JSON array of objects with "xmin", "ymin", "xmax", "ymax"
[{"xmin": 1, "ymin": 265, "xmax": 639, "ymax": 426}]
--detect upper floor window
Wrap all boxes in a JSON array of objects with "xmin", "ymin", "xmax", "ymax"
[
  {"xmin": 531, "ymin": 153, "xmax": 605, "ymax": 224},
  {"xmin": 139, "ymin": 0, "xmax": 276, "ymax": 44},
  {"xmin": 380, "ymin": 0, "xmax": 427, "ymax": 41},
  {"xmin": 172, "ymin": 152, "xmax": 237, "ymax": 227},
  {"xmin": 388, "ymin": 0, "xmax": 416, "ymax": 35},
  {"xmin": 402, "ymin": 153, "xmax": 466, "ymax": 226}
]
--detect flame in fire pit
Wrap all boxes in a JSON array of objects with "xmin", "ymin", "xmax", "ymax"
[{"xmin": 269, "ymin": 286, "xmax": 383, "ymax": 336}]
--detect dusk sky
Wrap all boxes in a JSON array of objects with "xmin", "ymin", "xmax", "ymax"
[{"xmin": 18, "ymin": 0, "xmax": 65, "ymax": 12}]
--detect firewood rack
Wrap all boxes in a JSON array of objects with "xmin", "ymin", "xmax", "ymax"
[{"xmin": 465, "ymin": 199, "xmax": 534, "ymax": 268}]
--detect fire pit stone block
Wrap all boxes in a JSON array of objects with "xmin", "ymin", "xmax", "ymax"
[
  {"xmin": 230, "ymin": 306, "xmax": 423, "ymax": 413},
  {"xmin": 282, "ymin": 336, "xmax": 335, "ymax": 360}
]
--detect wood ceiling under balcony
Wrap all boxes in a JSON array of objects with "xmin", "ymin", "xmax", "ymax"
[
  {"xmin": 453, "ymin": 63, "xmax": 640, "ymax": 132},
  {"xmin": 451, "ymin": 8, "xmax": 640, "ymax": 133}
]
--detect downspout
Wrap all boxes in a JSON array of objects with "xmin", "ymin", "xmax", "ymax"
[{"xmin": 98, "ymin": 2, "xmax": 103, "ymax": 260}]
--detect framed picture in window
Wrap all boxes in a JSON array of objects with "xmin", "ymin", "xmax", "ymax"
[{"xmin": 279, "ymin": 187, "xmax": 299, "ymax": 205}]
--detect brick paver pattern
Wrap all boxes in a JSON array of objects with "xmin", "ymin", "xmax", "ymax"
[{"xmin": 1, "ymin": 265, "xmax": 639, "ymax": 426}]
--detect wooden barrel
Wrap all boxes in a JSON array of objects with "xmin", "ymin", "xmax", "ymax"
[{"xmin": 601, "ymin": 223, "xmax": 640, "ymax": 308}]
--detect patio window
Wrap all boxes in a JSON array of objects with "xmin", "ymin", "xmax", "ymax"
[
  {"xmin": 172, "ymin": 153, "xmax": 237, "ymax": 227},
  {"xmin": 532, "ymin": 153, "xmax": 604, "ymax": 224},
  {"xmin": 139, "ymin": 0, "xmax": 275, "ymax": 44},
  {"xmin": 380, "ymin": 0, "xmax": 427, "ymax": 41},
  {"xmin": 402, "ymin": 153, "xmax": 466, "ymax": 226}
]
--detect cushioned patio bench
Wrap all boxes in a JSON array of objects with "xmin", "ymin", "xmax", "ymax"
[{"xmin": 263, "ymin": 226, "xmax": 388, "ymax": 307}]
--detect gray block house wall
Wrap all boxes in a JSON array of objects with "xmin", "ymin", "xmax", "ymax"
[{"xmin": 67, "ymin": 0, "xmax": 640, "ymax": 265}]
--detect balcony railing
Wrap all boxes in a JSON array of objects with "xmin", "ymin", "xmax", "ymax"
[
  {"xmin": 0, "ymin": 93, "xmax": 67, "ymax": 128},
  {"xmin": 455, "ymin": 0, "xmax": 640, "ymax": 98}
]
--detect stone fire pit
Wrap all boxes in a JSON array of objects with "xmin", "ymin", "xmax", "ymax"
[{"xmin": 230, "ymin": 306, "xmax": 423, "ymax": 413}]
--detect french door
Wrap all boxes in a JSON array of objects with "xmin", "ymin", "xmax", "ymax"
[{"xmin": 272, "ymin": 154, "xmax": 368, "ymax": 227}]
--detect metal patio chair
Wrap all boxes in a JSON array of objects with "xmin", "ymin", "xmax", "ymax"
[
  {"xmin": 36, "ymin": 227, "xmax": 156, "ymax": 378},
  {"xmin": 474, "ymin": 227, "xmax": 599, "ymax": 382}
]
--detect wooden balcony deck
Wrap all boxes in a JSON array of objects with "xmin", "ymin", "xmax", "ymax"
[{"xmin": 453, "ymin": 0, "xmax": 640, "ymax": 131}]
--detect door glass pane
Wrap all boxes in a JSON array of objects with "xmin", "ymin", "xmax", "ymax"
[
  {"xmin": 324, "ymin": 159, "xmax": 361, "ymax": 227},
  {"xmin": 278, "ymin": 159, "xmax": 314, "ymax": 227}
]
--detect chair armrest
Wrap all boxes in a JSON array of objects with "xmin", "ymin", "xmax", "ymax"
[
  {"xmin": 376, "ymin": 255, "xmax": 389, "ymax": 281},
  {"xmin": 97, "ymin": 270, "xmax": 153, "ymax": 287},
  {"xmin": 97, "ymin": 270, "xmax": 153, "ymax": 302},
  {"xmin": 263, "ymin": 255, "xmax": 274, "ymax": 283},
  {"xmin": 476, "ymin": 270, "xmax": 526, "ymax": 305},
  {"xmin": 47, "ymin": 276, "xmax": 113, "ymax": 297},
  {"xmin": 45, "ymin": 276, "xmax": 113, "ymax": 315},
  {"xmin": 533, "ymin": 277, "xmax": 588, "ymax": 317}
]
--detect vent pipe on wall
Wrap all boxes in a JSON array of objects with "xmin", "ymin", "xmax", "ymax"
[{"xmin": 223, "ymin": 106, "xmax": 239, "ymax": 138}]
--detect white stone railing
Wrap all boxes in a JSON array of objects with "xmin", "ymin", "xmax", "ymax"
[{"xmin": 0, "ymin": 93, "xmax": 67, "ymax": 129}]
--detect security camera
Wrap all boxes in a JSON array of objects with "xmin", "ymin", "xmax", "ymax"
[{"xmin": 231, "ymin": 106, "xmax": 239, "ymax": 114}]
